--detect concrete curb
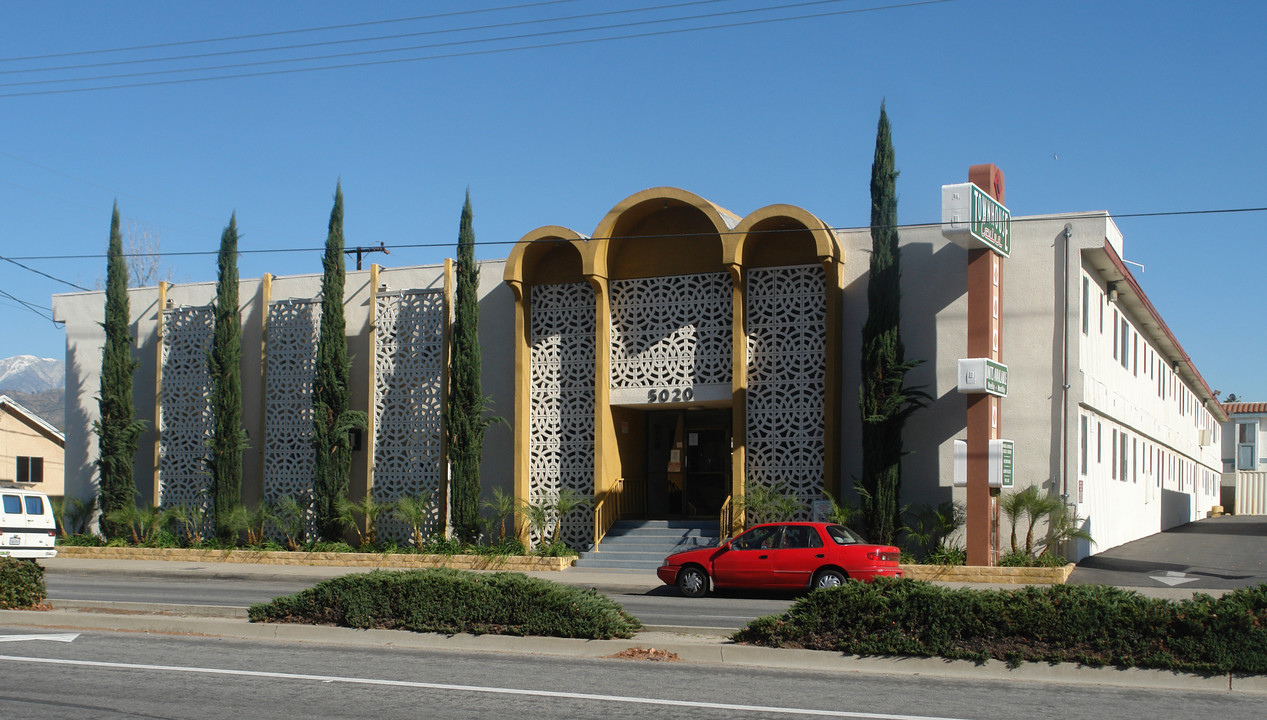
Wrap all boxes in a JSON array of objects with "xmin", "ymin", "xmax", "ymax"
[
  {"xmin": 1, "ymin": 607, "xmax": 1260, "ymax": 693},
  {"xmin": 56, "ymin": 546, "xmax": 574, "ymax": 572}
]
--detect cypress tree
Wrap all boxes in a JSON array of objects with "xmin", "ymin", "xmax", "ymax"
[
  {"xmin": 858, "ymin": 103, "xmax": 925, "ymax": 545},
  {"xmin": 94, "ymin": 203, "xmax": 146, "ymax": 539},
  {"xmin": 208, "ymin": 214, "xmax": 246, "ymax": 540},
  {"xmin": 447, "ymin": 191, "xmax": 485, "ymax": 543},
  {"xmin": 312, "ymin": 183, "xmax": 366, "ymax": 541}
]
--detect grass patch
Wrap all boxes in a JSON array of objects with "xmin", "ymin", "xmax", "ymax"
[
  {"xmin": 733, "ymin": 578, "xmax": 1267, "ymax": 674},
  {"xmin": 0, "ymin": 558, "xmax": 46, "ymax": 609},
  {"xmin": 248, "ymin": 568, "xmax": 641, "ymax": 639}
]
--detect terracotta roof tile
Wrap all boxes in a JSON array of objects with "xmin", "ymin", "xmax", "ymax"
[{"xmin": 1223, "ymin": 402, "xmax": 1267, "ymax": 415}]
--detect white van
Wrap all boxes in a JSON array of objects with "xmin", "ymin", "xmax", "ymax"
[{"xmin": 0, "ymin": 486, "xmax": 57, "ymax": 559}]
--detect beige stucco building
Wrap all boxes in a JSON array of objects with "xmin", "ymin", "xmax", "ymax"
[
  {"xmin": 0, "ymin": 395, "xmax": 65, "ymax": 497},
  {"xmin": 52, "ymin": 179, "xmax": 1228, "ymax": 561}
]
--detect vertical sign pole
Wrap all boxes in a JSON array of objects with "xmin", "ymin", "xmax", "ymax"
[{"xmin": 965, "ymin": 164, "xmax": 1005, "ymax": 566}]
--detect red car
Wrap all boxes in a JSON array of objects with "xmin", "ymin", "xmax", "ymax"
[{"xmin": 657, "ymin": 522, "xmax": 903, "ymax": 597}]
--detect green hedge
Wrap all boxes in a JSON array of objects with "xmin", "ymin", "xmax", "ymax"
[
  {"xmin": 248, "ymin": 568, "xmax": 641, "ymax": 639},
  {"xmin": 0, "ymin": 558, "xmax": 46, "ymax": 609},
  {"xmin": 733, "ymin": 578, "xmax": 1267, "ymax": 673}
]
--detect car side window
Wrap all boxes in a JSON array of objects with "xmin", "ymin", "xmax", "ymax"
[
  {"xmin": 24, "ymin": 496, "xmax": 44, "ymax": 515},
  {"xmin": 2, "ymin": 495, "xmax": 21, "ymax": 515},
  {"xmin": 733, "ymin": 526, "xmax": 781, "ymax": 550},
  {"xmin": 781, "ymin": 526, "xmax": 823, "ymax": 549}
]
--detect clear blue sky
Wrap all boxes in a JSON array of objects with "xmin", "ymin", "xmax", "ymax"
[{"xmin": 2, "ymin": 0, "xmax": 1264, "ymax": 401}]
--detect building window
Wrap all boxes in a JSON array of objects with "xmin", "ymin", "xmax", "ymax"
[
  {"xmin": 1097, "ymin": 421, "xmax": 1102, "ymax": 464},
  {"xmin": 16, "ymin": 457, "xmax": 43, "ymax": 484},
  {"xmin": 1238, "ymin": 422, "xmax": 1259, "ymax": 471},
  {"xmin": 1081, "ymin": 278, "xmax": 1090, "ymax": 335},
  {"xmin": 1119, "ymin": 432, "xmax": 1129, "ymax": 481},
  {"xmin": 1133, "ymin": 332, "xmax": 1139, "ymax": 376},
  {"xmin": 1132, "ymin": 437, "xmax": 1137, "ymax": 483},
  {"xmin": 1112, "ymin": 309, "xmax": 1119, "ymax": 359},
  {"xmin": 1111, "ymin": 429, "xmax": 1118, "ymax": 479},
  {"xmin": 1120, "ymin": 319, "xmax": 1130, "ymax": 369},
  {"xmin": 1080, "ymin": 416, "xmax": 1088, "ymax": 475}
]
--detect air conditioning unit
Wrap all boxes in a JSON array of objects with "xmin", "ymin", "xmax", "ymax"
[{"xmin": 1198, "ymin": 429, "xmax": 1212, "ymax": 446}]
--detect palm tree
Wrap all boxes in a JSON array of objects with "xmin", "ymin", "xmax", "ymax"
[
  {"xmin": 1000, "ymin": 486, "xmax": 1064, "ymax": 555},
  {"xmin": 481, "ymin": 487, "xmax": 517, "ymax": 542},
  {"xmin": 390, "ymin": 492, "xmax": 434, "ymax": 550},
  {"xmin": 336, "ymin": 495, "xmax": 387, "ymax": 548}
]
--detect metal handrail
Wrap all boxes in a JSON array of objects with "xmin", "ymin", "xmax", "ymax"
[
  {"xmin": 719, "ymin": 494, "xmax": 733, "ymax": 541},
  {"xmin": 594, "ymin": 478, "xmax": 625, "ymax": 546}
]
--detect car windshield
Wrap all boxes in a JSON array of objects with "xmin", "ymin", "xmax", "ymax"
[{"xmin": 826, "ymin": 524, "xmax": 866, "ymax": 545}]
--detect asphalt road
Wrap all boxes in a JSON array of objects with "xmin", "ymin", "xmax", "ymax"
[
  {"xmin": 1, "ymin": 628, "xmax": 1260, "ymax": 720},
  {"xmin": 1067, "ymin": 515, "xmax": 1267, "ymax": 590},
  {"xmin": 45, "ymin": 572, "xmax": 796, "ymax": 631}
]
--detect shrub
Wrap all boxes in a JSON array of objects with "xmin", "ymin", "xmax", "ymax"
[
  {"xmin": 733, "ymin": 578, "xmax": 1267, "ymax": 673},
  {"xmin": 0, "ymin": 558, "xmax": 46, "ymax": 609},
  {"xmin": 248, "ymin": 568, "xmax": 641, "ymax": 639}
]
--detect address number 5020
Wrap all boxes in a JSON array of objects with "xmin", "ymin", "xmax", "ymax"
[{"xmin": 646, "ymin": 388, "xmax": 695, "ymax": 403}]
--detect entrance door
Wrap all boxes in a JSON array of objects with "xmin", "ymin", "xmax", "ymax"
[{"xmin": 644, "ymin": 409, "xmax": 731, "ymax": 519}]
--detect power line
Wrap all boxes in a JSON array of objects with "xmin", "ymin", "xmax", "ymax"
[
  {"xmin": 0, "ymin": 0, "xmax": 734, "ymax": 77},
  {"xmin": 0, "ymin": 288, "xmax": 57, "ymax": 324},
  {"xmin": 0, "ymin": 0, "xmax": 583, "ymax": 63},
  {"xmin": 1, "ymin": 255, "xmax": 91, "ymax": 291},
  {"xmin": 0, "ymin": 0, "xmax": 951, "ymax": 97},
  {"xmin": 6, "ymin": 205, "xmax": 1266, "ymax": 263}
]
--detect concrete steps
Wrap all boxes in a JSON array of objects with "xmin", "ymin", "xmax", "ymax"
[{"xmin": 574, "ymin": 519, "xmax": 720, "ymax": 571}]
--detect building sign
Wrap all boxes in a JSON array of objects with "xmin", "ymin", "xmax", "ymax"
[
  {"xmin": 610, "ymin": 383, "xmax": 730, "ymax": 407},
  {"xmin": 941, "ymin": 182, "xmax": 1011, "ymax": 257},
  {"xmin": 957, "ymin": 358, "xmax": 1008, "ymax": 397},
  {"xmin": 989, "ymin": 439, "xmax": 1015, "ymax": 488}
]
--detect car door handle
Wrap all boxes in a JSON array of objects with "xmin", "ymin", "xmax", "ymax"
[
  {"xmin": 758, "ymin": 555, "xmax": 768, "ymax": 560},
  {"xmin": 815, "ymin": 554, "xmax": 825, "ymax": 558}
]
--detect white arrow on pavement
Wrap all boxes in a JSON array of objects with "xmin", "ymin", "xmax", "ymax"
[
  {"xmin": 1150, "ymin": 571, "xmax": 1199, "ymax": 587},
  {"xmin": 0, "ymin": 633, "xmax": 79, "ymax": 643}
]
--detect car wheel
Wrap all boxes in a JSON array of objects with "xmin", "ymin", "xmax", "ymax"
[
  {"xmin": 677, "ymin": 566, "xmax": 709, "ymax": 598},
  {"xmin": 812, "ymin": 568, "xmax": 847, "ymax": 589}
]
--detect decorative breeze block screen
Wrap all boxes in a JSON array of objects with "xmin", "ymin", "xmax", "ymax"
[
  {"xmin": 263, "ymin": 299, "xmax": 321, "ymax": 538},
  {"xmin": 745, "ymin": 265, "xmax": 827, "ymax": 519},
  {"xmin": 608, "ymin": 272, "xmax": 732, "ymax": 405},
  {"xmin": 373, "ymin": 290, "xmax": 446, "ymax": 544},
  {"xmin": 529, "ymin": 282, "xmax": 596, "ymax": 549},
  {"xmin": 158, "ymin": 306, "xmax": 215, "ymax": 517}
]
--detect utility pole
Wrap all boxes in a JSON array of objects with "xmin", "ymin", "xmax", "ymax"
[{"xmin": 345, "ymin": 242, "xmax": 390, "ymax": 270}]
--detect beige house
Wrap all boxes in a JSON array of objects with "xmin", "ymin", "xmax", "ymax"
[{"xmin": 0, "ymin": 395, "xmax": 65, "ymax": 497}]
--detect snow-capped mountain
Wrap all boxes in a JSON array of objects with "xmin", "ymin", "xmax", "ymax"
[{"xmin": 0, "ymin": 355, "xmax": 65, "ymax": 394}]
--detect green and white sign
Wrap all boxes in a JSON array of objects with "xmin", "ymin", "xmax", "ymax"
[
  {"xmin": 957, "ymin": 358, "xmax": 1008, "ymax": 397},
  {"xmin": 941, "ymin": 182, "xmax": 1012, "ymax": 257},
  {"xmin": 989, "ymin": 438, "xmax": 1015, "ymax": 488}
]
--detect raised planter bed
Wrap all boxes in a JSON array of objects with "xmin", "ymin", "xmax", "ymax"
[
  {"xmin": 56, "ymin": 545, "xmax": 575, "ymax": 572},
  {"xmin": 900, "ymin": 562, "xmax": 1074, "ymax": 584}
]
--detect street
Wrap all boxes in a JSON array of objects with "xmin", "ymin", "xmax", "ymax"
[
  {"xmin": 45, "ymin": 570, "xmax": 797, "ymax": 632},
  {"xmin": 0, "ymin": 629, "xmax": 1259, "ymax": 720}
]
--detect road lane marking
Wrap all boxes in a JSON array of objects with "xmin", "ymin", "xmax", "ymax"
[
  {"xmin": 1150, "ymin": 571, "xmax": 1198, "ymax": 586},
  {"xmin": 0, "ymin": 634, "xmax": 79, "ymax": 643},
  {"xmin": 0, "ymin": 654, "xmax": 972, "ymax": 720}
]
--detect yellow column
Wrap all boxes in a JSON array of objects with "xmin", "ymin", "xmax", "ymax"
[
  {"xmin": 822, "ymin": 258, "xmax": 843, "ymax": 500},
  {"xmin": 153, "ymin": 281, "xmax": 168, "ymax": 506},
  {"xmin": 507, "ymin": 279, "xmax": 531, "ymax": 547},
  {"xmin": 257, "ymin": 274, "xmax": 272, "ymax": 506},
  {"xmin": 365, "ymin": 265, "xmax": 380, "ymax": 498},
  {"xmin": 441, "ymin": 258, "xmax": 453, "ymax": 535},
  {"xmin": 727, "ymin": 264, "xmax": 746, "ymax": 536},
  {"xmin": 588, "ymin": 274, "xmax": 616, "ymax": 506}
]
